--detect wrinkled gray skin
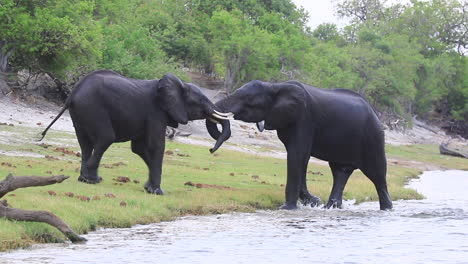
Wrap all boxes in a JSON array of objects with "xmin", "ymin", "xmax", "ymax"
[
  {"xmin": 207, "ymin": 80, "xmax": 392, "ymax": 210},
  {"xmin": 40, "ymin": 70, "xmax": 230, "ymax": 195}
]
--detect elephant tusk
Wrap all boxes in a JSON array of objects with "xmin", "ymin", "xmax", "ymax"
[
  {"xmin": 256, "ymin": 120, "xmax": 265, "ymax": 132},
  {"xmin": 208, "ymin": 117, "xmax": 220, "ymax": 124},
  {"xmin": 213, "ymin": 110, "xmax": 234, "ymax": 117},
  {"xmin": 212, "ymin": 113, "xmax": 234, "ymax": 120}
]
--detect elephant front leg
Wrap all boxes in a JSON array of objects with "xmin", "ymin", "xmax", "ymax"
[
  {"xmin": 299, "ymin": 186, "xmax": 321, "ymax": 207},
  {"xmin": 277, "ymin": 128, "xmax": 314, "ymax": 210},
  {"xmin": 144, "ymin": 127, "xmax": 166, "ymax": 195},
  {"xmin": 144, "ymin": 149, "xmax": 165, "ymax": 195},
  {"xmin": 279, "ymin": 152, "xmax": 309, "ymax": 210},
  {"xmin": 299, "ymin": 158, "xmax": 321, "ymax": 207}
]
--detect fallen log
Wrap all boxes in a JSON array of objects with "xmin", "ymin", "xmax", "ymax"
[
  {"xmin": 439, "ymin": 143, "xmax": 468, "ymax": 159},
  {"xmin": 0, "ymin": 173, "xmax": 86, "ymax": 243}
]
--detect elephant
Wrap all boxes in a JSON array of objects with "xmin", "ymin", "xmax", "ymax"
[
  {"xmin": 207, "ymin": 80, "xmax": 393, "ymax": 210},
  {"xmin": 40, "ymin": 70, "xmax": 231, "ymax": 194}
]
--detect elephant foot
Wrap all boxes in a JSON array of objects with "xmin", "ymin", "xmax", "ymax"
[
  {"xmin": 324, "ymin": 198, "xmax": 342, "ymax": 209},
  {"xmin": 279, "ymin": 202, "xmax": 298, "ymax": 210},
  {"xmin": 144, "ymin": 181, "xmax": 164, "ymax": 195},
  {"xmin": 300, "ymin": 193, "xmax": 322, "ymax": 207},
  {"xmin": 379, "ymin": 201, "xmax": 393, "ymax": 211},
  {"xmin": 378, "ymin": 189, "xmax": 393, "ymax": 210},
  {"xmin": 78, "ymin": 175, "xmax": 102, "ymax": 184}
]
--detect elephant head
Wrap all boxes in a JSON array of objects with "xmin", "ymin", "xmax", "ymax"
[
  {"xmin": 157, "ymin": 73, "xmax": 232, "ymax": 147},
  {"xmin": 206, "ymin": 80, "xmax": 306, "ymax": 152}
]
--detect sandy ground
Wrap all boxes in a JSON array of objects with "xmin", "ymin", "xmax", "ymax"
[{"xmin": 0, "ymin": 92, "xmax": 466, "ymax": 169}]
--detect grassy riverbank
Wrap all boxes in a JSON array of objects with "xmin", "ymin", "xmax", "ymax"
[{"xmin": 0, "ymin": 124, "xmax": 467, "ymax": 251}]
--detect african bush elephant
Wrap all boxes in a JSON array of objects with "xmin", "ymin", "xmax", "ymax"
[
  {"xmin": 40, "ymin": 70, "xmax": 231, "ymax": 194},
  {"xmin": 207, "ymin": 80, "xmax": 393, "ymax": 210}
]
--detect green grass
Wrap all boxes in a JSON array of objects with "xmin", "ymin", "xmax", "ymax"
[
  {"xmin": 386, "ymin": 144, "xmax": 468, "ymax": 170},
  {"xmin": 0, "ymin": 125, "xmax": 466, "ymax": 251}
]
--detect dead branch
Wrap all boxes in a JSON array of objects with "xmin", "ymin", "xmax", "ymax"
[
  {"xmin": 0, "ymin": 174, "xmax": 69, "ymax": 199},
  {"xmin": 0, "ymin": 174, "xmax": 86, "ymax": 243}
]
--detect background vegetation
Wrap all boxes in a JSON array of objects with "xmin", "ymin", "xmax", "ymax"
[{"xmin": 1, "ymin": 0, "xmax": 467, "ymax": 134}]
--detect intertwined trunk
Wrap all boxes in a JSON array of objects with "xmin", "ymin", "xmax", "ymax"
[{"xmin": 206, "ymin": 97, "xmax": 233, "ymax": 153}]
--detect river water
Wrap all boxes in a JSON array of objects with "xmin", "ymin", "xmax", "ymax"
[{"xmin": 2, "ymin": 170, "xmax": 468, "ymax": 264}]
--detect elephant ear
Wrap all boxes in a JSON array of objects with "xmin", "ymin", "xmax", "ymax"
[
  {"xmin": 157, "ymin": 73, "xmax": 189, "ymax": 125},
  {"xmin": 264, "ymin": 82, "xmax": 306, "ymax": 129}
]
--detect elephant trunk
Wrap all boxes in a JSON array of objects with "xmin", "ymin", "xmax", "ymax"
[
  {"xmin": 206, "ymin": 98, "xmax": 232, "ymax": 153},
  {"xmin": 206, "ymin": 118, "xmax": 231, "ymax": 153}
]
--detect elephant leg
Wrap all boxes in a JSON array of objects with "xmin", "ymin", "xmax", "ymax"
[
  {"xmin": 131, "ymin": 137, "xmax": 165, "ymax": 195},
  {"xmin": 79, "ymin": 125, "xmax": 115, "ymax": 184},
  {"xmin": 325, "ymin": 162, "xmax": 354, "ymax": 209},
  {"xmin": 79, "ymin": 139, "xmax": 113, "ymax": 184},
  {"xmin": 142, "ymin": 125, "xmax": 166, "ymax": 195},
  {"xmin": 74, "ymin": 127, "xmax": 93, "ymax": 181},
  {"xmin": 280, "ymin": 148, "xmax": 313, "ymax": 210},
  {"xmin": 131, "ymin": 138, "xmax": 150, "ymax": 166},
  {"xmin": 361, "ymin": 164, "xmax": 393, "ymax": 210},
  {"xmin": 299, "ymin": 159, "xmax": 321, "ymax": 207},
  {"xmin": 277, "ymin": 128, "xmax": 313, "ymax": 210},
  {"xmin": 280, "ymin": 157, "xmax": 301, "ymax": 210}
]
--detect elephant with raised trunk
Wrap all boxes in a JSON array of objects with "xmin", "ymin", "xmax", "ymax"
[
  {"xmin": 40, "ymin": 70, "xmax": 231, "ymax": 194},
  {"xmin": 207, "ymin": 80, "xmax": 393, "ymax": 210}
]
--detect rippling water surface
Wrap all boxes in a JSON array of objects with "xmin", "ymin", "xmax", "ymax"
[{"xmin": 2, "ymin": 170, "xmax": 468, "ymax": 264}]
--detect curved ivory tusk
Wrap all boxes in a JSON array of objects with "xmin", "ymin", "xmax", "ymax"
[
  {"xmin": 212, "ymin": 113, "xmax": 234, "ymax": 120},
  {"xmin": 208, "ymin": 117, "xmax": 220, "ymax": 124},
  {"xmin": 213, "ymin": 110, "xmax": 234, "ymax": 117}
]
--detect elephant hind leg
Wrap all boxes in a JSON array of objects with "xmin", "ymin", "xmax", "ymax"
[
  {"xmin": 70, "ymin": 113, "xmax": 96, "ymax": 183},
  {"xmin": 325, "ymin": 162, "xmax": 354, "ymax": 209},
  {"xmin": 299, "ymin": 160, "xmax": 321, "ymax": 207},
  {"xmin": 82, "ymin": 135, "xmax": 114, "ymax": 184},
  {"xmin": 361, "ymin": 163, "xmax": 393, "ymax": 210},
  {"xmin": 80, "ymin": 120, "xmax": 115, "ymax": 184},
  {"xmin": 74, "ymin": 126, "xmax": 93, "ymax": 181}
]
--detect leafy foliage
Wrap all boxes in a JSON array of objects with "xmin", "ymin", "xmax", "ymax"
[
  {"xmin": 0, "ymin": 0, "xmax": 102, "ymax": 78},
  {"xmin": 1, "ymin": 0, "xmax": 466, "ymax": 130}
]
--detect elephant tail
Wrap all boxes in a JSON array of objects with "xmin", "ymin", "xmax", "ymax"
[{"xmin": 37, "ymin": 97, "xmax": 71, "ymax": 141}]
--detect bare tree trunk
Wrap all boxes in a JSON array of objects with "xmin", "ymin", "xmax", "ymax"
[
  {"xmin": 223, "ymin": 53, "xmax": 246, "ymax": 93},
  {"xmin": 0, "ymin": 41, "xmax": 13, "ymax": 73},
  {"xmin": 224, "ymin": 61, "xmax": 237, "ymax": 93},
  {"xmin": 0, "ymin": 174, "xmax": 86, "ymax": 243},
  {"xmin": 0, "ymin": 174, "xmax": 69, "ymax": 198}
]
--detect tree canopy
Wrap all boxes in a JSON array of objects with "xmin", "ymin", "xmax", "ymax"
[{"xmin": 1, "ymin": 0, "xmax": 466, "ymax": 133}]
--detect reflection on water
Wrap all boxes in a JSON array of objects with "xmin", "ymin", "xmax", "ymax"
[{"xmin": 2, "ymin": 170, "xmax": 467, "ymax": 264}]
